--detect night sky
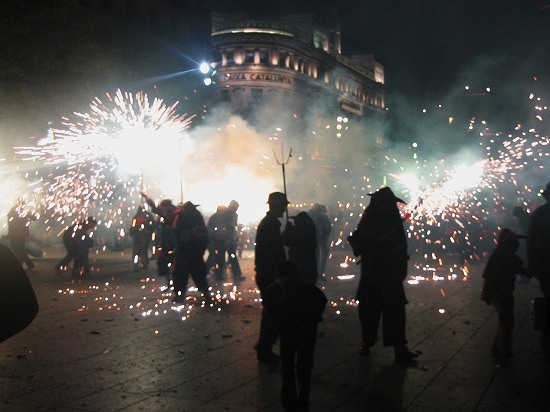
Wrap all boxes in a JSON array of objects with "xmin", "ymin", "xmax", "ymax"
[
  {"xmin": 212, "ymin": 0, "xmax": 549, "ymax": 98},
  {"xmin": 0, "ymin": 0, "xmax": 548, "ymax": 143}
]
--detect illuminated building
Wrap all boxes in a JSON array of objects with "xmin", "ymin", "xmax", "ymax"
[{"xmin": 209, "ymin": 9, "xmax": 386, "ymax": 159}]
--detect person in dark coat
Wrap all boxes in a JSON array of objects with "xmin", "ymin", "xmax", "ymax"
[
  {"xmin": 0, "ymin": 243, "xmax": 39, "ymax": 343},
  {"xmin": 348, "ymin": 186, "xmax": 418, "ymax": 362},
  {"xmin": 263, "ymin": 261, "xmax": 327, "ymax": 412},
  {"xmin": 527, "ymin": 181, "xmax": 550, "ymax": 358},
  {"xmin": 172, "ymin": 201, "xmax": 211, "ymax": 304},
  {"xmin": 254, "ymin": 191, "xmax": 289, "ymax": 365},
  {"xmin": 308, "ymin": 203, "xmax": 331, "ymax": 279},
  {"xmin": 56, "ymin": 217, "xmax": 97, "ymax": 277},
  {"xmin": 283, "ymin": 211, "xmax": 318, "ymax": 285},
  {"xmin": 7, "ymin": 201, "xmax": 36, "ymax": 270},
  {"xmin": 481, "ymin": 228, "xmax": 528, "ymax": 359},
  {"xmin": 141, "ymin": 192, "xmax": 177, "ymax": 288},
  {"xmin": 206, "ymin": 205, "xmax": 228, "ymax": 280}
]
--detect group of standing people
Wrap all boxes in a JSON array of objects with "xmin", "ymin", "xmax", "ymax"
[
  {"xmin": 206, "ymin": 200, "xmax": 244, "ymax": 282},
  {"xmin": 255, "ymin": 181, "xmax": 550, "ymax": 411},
  {"xmin": 140, "ymin": 193, "xmax": 250, "ymax": 305},
  {"xmin": 141, "ymin": 193, "xmax": 213, "ymax": 304}
]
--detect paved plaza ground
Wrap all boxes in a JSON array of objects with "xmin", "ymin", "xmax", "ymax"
[{"xmin": 1, "ymin": 247, "xmax": 549, "ymax": 411}]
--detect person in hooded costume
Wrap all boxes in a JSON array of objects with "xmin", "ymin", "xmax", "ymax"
[
  {"xmin": 348, "ymin": 186, "xmax": 418, "ymax": 363},
  {"xmin": 172, "ymin": 201, "xmax": 211, "ymax": 304}
]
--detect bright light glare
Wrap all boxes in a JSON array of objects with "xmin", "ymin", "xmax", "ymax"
[{"xmin": 199, "ymin": 62, "xmax": 210, "ymax": 74}]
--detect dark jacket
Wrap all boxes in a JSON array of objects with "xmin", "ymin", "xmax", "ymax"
[
  {"xmin": 482, "ymin": 234, "xmax": 527, "ymax": 304},
  {"xmin": 173, "ymin": 202, "xmax": 209, "ymax": 256},
  {"xmin": 283, "ymin": 212, "xmax": 318, "ymax": 284},
  {"xmin": 349, "ymin": 204, "xmax": 408, "ymax": 281},
  {"xmin": 528, "ymin": 202, "xmax": 550, "ymax": 278},
  {"xmin": 263, "ymin": 279, "xmax": 327, "ymax": 335},
  {"xmin": 255, "ymin": 211, "xmax": 286, "ymax": 291}
]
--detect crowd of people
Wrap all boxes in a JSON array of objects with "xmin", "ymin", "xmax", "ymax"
[{"xmin": 4, "ymin": 181, "xmax": 550, "ymax": 412}]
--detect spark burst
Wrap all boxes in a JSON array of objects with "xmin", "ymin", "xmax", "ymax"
[{"xmin": 15, "ymin": 90, "xmax": 195, "ymax": 230}]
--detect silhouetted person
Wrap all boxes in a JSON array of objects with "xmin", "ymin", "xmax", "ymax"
[
  {"xmin": 172, "ymin": 201, "xmax": 211, "ymax": 304},
  {"xmin": 206, "ymin": 205, "xmax": 228, "ymax": 280},
  {"xmin": 129, "ymin": 207, "xmax": 154, "ymax": 271},
  {"xmin": 0, "ymin": 243, "xmax": 39, "ymax": 343},
  {"xmin": 141, "ymin": 192, "xmax": 177, "ymax": 288},
  {"xmin": 283, "ymin": 211, "xmax": 318, "ymax": 285},
  {"xmin": 255, "ymin": 191, "xmax": 289, "ymax": 365},
  {"xmin": 263, "ymin": 261, "xmax": 327, "ymax": 412},
  {"xmin": 528, "ymin": 181, "xmax": 550, "ymax": 358},
  {"xmin": 7, "ymin": 201, "xmax": 36, "ymax": 270},
  {"xmin": 308, "ymin": 203, "xmax": 331, "ymax": 279},
  {"xmin": 348, "ymin": 186, "xmax": 418, "ymax": 363},
  {"xmin": 512, "ymin": 204, "xmax": 530, "ymax": 283},
  {"xmin": 56, "ymin": 217, "xmax": 97, "ymax": 277},
  {"xmin": 225, "ymin": 199, "xmax": 245, "ymax": 282},
  {"xmin": 481, "ymin": 228, "xmax": 527, "ymax": 359}
]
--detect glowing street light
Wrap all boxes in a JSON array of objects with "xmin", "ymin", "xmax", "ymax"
[{"xmin": 199, "ymin": 62, "xmax": 210, "ymax": 74}]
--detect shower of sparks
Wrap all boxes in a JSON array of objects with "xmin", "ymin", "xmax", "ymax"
[
  {"xmin": 14, "ymin": 89, "xmax": 195, "ymax": 231},
  {"xmin": 322, "ymin": 82, "xmax": 548, "ymax": 283}
]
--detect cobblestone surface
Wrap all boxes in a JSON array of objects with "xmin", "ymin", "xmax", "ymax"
[{"xmin": 1, "ymin": 248, "xmax": 549, "ymax": 411}]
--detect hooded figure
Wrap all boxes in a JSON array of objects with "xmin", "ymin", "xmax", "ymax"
[{"xmin": 348, "ymin": 186, "xmax": 418, "ymax": 362}]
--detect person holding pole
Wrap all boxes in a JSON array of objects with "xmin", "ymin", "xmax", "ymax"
[{"xmin": 254, "ymin": 191, "xmax": 289, "ymax": 365}]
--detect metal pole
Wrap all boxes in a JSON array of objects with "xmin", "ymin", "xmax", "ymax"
[{"xmin": 273, "ymin": 143, "xmax": 292, "ymax": 224}]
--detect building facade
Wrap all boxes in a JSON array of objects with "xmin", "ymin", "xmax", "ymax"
[{"xmin": 209, "ymin": 9, "xmax": 386, "ymax": 161}]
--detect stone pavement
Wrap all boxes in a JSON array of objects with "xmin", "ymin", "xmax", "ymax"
[{"xmin": 1, "ymin": 248, "xmax": 549, "ymax": 412}]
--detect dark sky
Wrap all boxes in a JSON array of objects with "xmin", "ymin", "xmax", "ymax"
[
  {"xmin": 212, "ymin": 0, "xmax": 549, "ymax": 100},
  {"xmin": 0, "ymin": 0, "xmax": 548, "ymax": 144},
  {"xmin": 333, "ymin": 0, "xmax": 549, "ymax": 98}
]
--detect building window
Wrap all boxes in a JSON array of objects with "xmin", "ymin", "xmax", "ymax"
[
  {"xmin": 260, "ymin": 50, "xmax": 269, "ymax": 64},
  {"xmin": 245, "ymin": 50, "xmax": 255, "ymax": 64}
]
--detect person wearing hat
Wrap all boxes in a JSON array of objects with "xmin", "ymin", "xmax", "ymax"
[
  {"xmin": 481, "ymin": 228, "xmax": 528, "ymax": 359},
  {"xmin": 254, "ymin": 191, "xmax": 289, "ymax": 365},
  {"xmin": 527, "ymin": 181, "xmax": 550, "ymax": 358},
  {"xmin": 348, "ymin": 186, "xmax": 418, "ymax": 363}
]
